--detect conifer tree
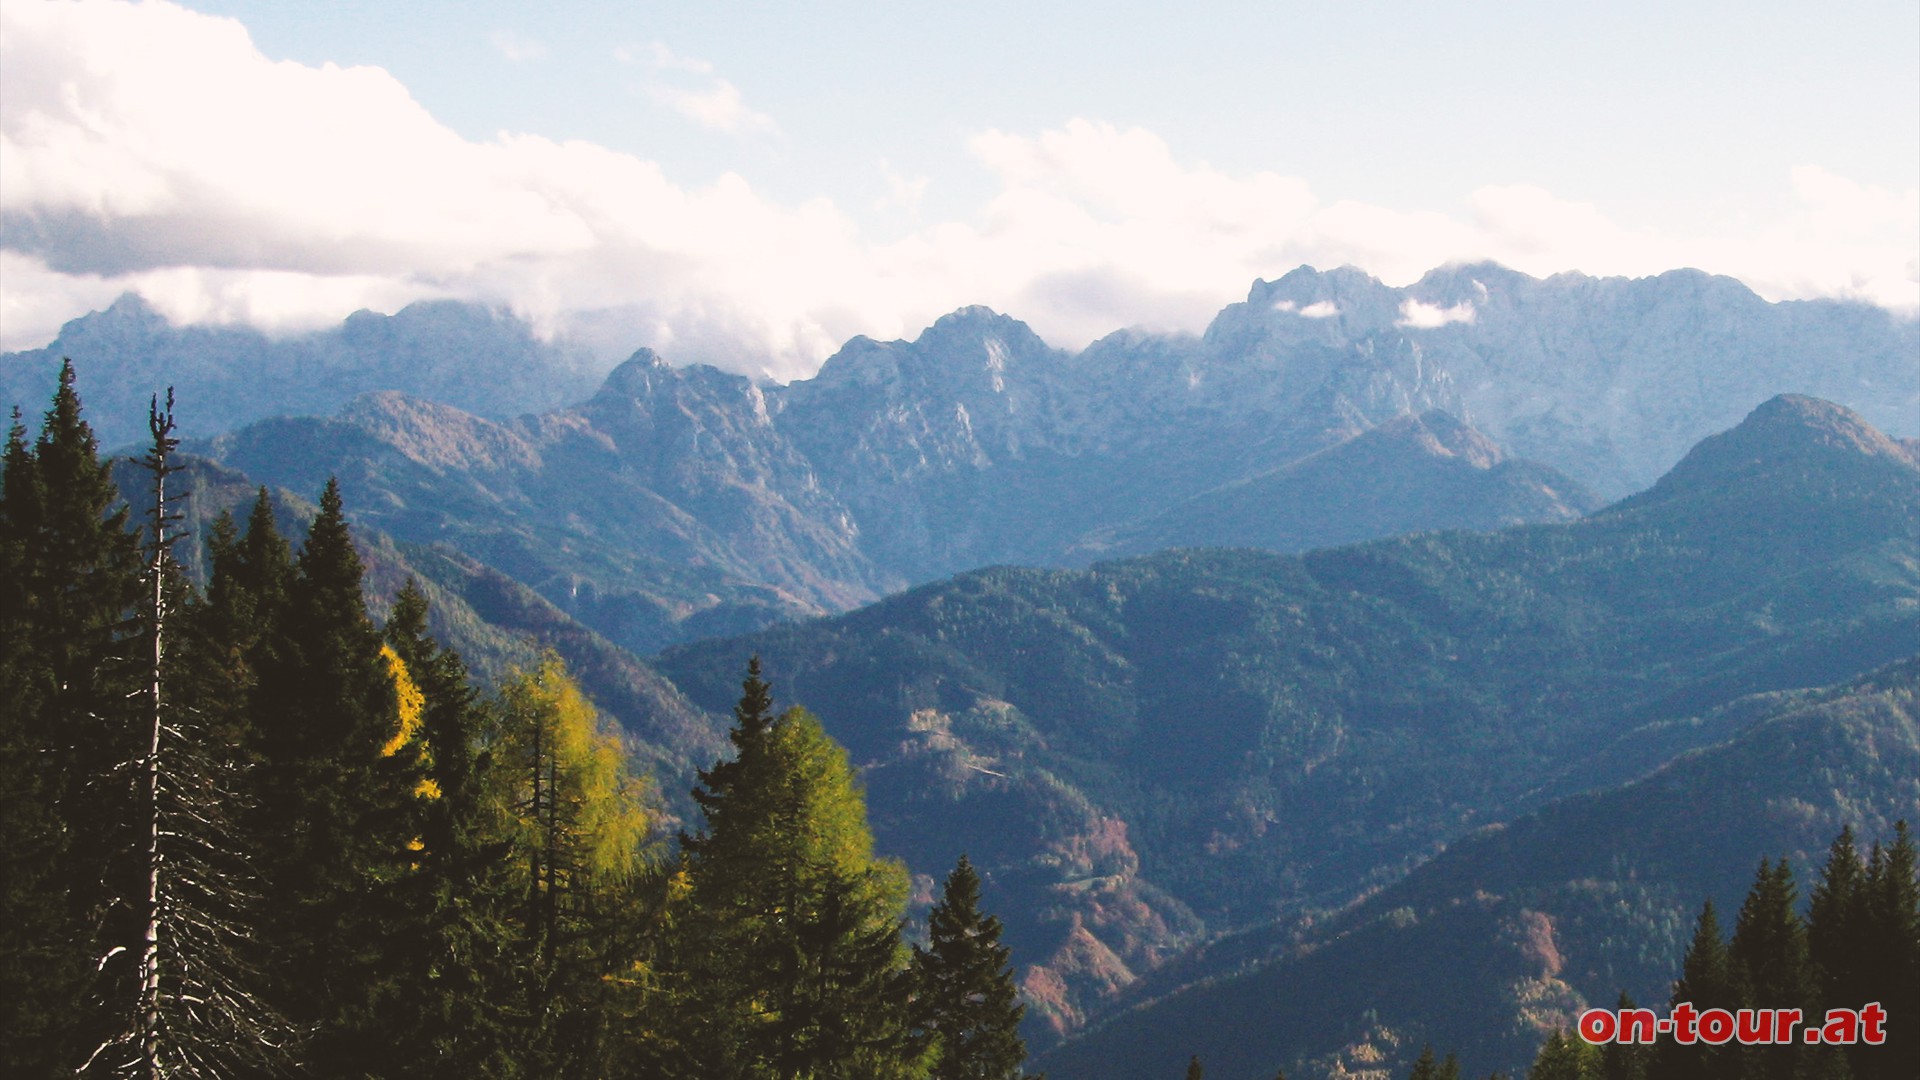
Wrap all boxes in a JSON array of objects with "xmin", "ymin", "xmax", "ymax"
[
  {"xmin": 77, "ymin": 391, "xmax": 292, "ymax": 1078},
  {"xmin": 0, "ymin": 378, "xmax": 134, "ymax": 1072},
  {"xmin": 1526, "ymin": 1031, "xmax": 1598, "ymax": 1080},
  {"xmin": 912, "ymin": 854, "xmax": 1028, "ymax": 1080},
  {"xmin": 495, "ymin": 652, "xmax": 654, "ymax": 1077},
  {"xmin": 1856, "ymin": 822, "xmax": 1918, "ymax": 1079},
  {"xmin": 1728, "ymin": 858, "xmax": 1813, "ymax": 1080},
  {"xmin": 1409, "ymin": 1044, "xmax": 1463, "ymax": 1080},
  {"xmin": 0, "ymin": 404, "xmax": 70, "ymax": 1076},
  {"xmin": 1184, "ymin": 1054, "xmax": 1203, "ymax": 1080},
  {"xmin": 248, "ymin": 477, "xmax": 413, "ymax": 1072},
  {"xmin": 1649, "ymin": 899, "xmax": 1735, "ymax": 1080},
  {"xmin": 365, "ymin": 582, "xmax": 526, "ymax": 1077},
  {"xmin": 196, "ymin": 489, "xmax": 291, "ymax": 750},
  {"xmin": 1808, "ymin": 827, "xmax": 1868, "ymax": 1014},
  {"xmin": 670, "ymin": 663, "xmax": 930, "ymax": 1079},
  {"xmin": 1730, "ymin": 858, "xmax": 1812, "ymax": 1009},
  {"xmin": 1597, "ymin": 992, "xmax": 1647, "ymax": 1080},
  {"xmin": 1409, "ymin": 1046, "xmax": 1438, "ymax": 1080},
  {"xmin": 0, "ymin": 363, "xmax": 144, "ymax": 1073}
]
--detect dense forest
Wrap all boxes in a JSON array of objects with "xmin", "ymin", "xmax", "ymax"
[{"xmin": 0, "ymin": 365, "xmax": 1031, "ymax": 1077}]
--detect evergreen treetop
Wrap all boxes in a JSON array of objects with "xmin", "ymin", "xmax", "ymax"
[{"xmin": 914, "ymin": 854, "xmax": 1027, "ymax": 1080}]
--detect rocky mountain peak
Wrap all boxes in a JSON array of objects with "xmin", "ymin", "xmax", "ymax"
[
  {"xmin": 593, "ymin": 347, "xmax": 676, "ymax": 398},
  {"xmin": 913, "ymin": 305, "xmax": 1056, "ymax": 369}
]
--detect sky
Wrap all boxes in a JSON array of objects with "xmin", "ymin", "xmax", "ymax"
[{"xmin": 1, "ymin": 0, "xmax": 1915, "ymax": 380}]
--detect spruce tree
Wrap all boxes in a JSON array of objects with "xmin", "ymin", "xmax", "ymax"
[
  {"xmin": 1857, "ymin": 822, "xmax": 1918, "ymax": 1079},
  {"xmin": 1526, "ymin": 1031, "xmax": 1598, "ymax": 1080},
  {"xmin": 0, "ymin": 363, "xmax": 144, "ymax": 1074},
  {"xmin": 1808, "ymin": 827, "xmax": 1868, "ymax": 1014},
  {"xmin": 249, "ymin": 477, "xmax": 410, "ymax": 1072},
  {"xmin": 366, "ymin": 582, "xmax": 526, "ymax": 1077},
  {"xmin": 0, "ymin": 404, "xmax": 70, "ymax": 1076},
  {"xmin": 912, "ymin": 854, "xmax": 1028, "ymax": 1080},
  {"xmin": 199, "ymin": 489, "xmax": 291, "ymax": 742},
  {"xmin": 77, "ymin": 391, "xmax": 293, "ymax": 1078},
  {"xmin": 1650, "ymin": 900, "xmax": 1734, "ymax": 1080},
  {"xmin": 1728, "ymin": 858, "xmax": 1813, "ymax": 1080},
  {"xmin": 1597, "ymin": 992, "xmax": 1647, "ymax": 1080},
  {"xmin": 1184, "ymin": 1054, "xmax": 1203, "ymax": 1079},
  {"xmin": 670, "ymin": 663, "xmax": 930, "ymax": 1079}
]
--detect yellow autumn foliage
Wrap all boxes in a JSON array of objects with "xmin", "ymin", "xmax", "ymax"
[
  {"xmin": 497, "ymin": 652, "xmax": 656, "ymax": 886},
  {"xmin": 379, "ymin": 644, "xmax": 425, "ymax": 759},
  {"xmin": 379, "ymin": 643, "xmax": 440, "ymax": 804}
]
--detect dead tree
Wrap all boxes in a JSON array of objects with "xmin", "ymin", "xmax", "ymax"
[{"xmin": 81, "ymin": 392, "xmax": 294, "ymax": 1078}]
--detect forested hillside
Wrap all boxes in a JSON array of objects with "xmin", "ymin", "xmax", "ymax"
[
  {"xmin": 0, "ymin": 367, "xmax": 1035, "ymax": 1078},
  {"xmin": 1037, "ymin": 660, "xmax": 1920, "ymax": 1078},
  {"xmin": 655, "ymin": 394, "xmax": 1920, "ymax": 1040}
]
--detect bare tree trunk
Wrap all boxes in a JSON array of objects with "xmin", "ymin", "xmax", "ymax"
[{"xmin": 138, "ymin": 391, "xmax": 177, "ymax": 1080}]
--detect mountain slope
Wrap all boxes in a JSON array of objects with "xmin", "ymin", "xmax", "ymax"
[
  {"xmin": 651, "ymin": 395, "xmax": 1920, "ymax": 1040},
  {"xmin": 1035, "ymin": 658, "xmax": 1920, "ymax": 1080},
  {"xmin": 188, "ymin": 355, "xmax": 893, "ymax": 655},
  {"xmin": 1080, "ymin": 410, "xmax": 1604, "ymax": 558},
  {"xmin": 109, "ymin": 453, "xmax": 726, "ymax": 816}
]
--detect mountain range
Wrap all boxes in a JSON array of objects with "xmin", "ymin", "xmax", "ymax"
[
  {"xmin": 20, "ymin": 263, "xmax": 1920, "ymax": 1076},
  {"xmin": 17, "ymin": 263, "xmax": 1909, "ymax": 658}
]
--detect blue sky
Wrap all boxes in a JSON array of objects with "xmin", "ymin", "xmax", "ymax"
[{"xmin": 3, "ymin": 0, "xmax": 1915, "ymax": 376}]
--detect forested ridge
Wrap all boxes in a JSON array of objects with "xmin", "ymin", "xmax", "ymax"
[
  {"xmin": 658, "ymin": 392, "xmax": 1920, "ymax": 1052},
  {"xmin": 5, "ymin": 362, "xmax": 1917, "ymax": 1079},
  {"xmin": 0, "ymin": 366, "xmax": 1032, "ymax": 1078}
]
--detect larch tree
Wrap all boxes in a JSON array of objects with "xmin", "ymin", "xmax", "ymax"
[{"xmin": 494, "ymin": 652, "xmax": 655, "ymax": 1078}]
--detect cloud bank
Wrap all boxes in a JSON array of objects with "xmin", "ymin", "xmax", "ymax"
[{"xmin": 3, "ymin": 1, "xmax": 1915, "ymax": 380}]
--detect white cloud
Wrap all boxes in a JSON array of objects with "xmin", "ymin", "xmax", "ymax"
[
  {"xmin": 2, "ymin": 2, "xmax": 1914, "ymax": 372},
  {"xmin": 631, "ymin": 42, "xmax": 775, "ymax": 136},
  {"xmin": 489, "ymin": 31, "xmax": 548, "ymax": 64},
  {"xmin": 1397, "ymin": 299, "xmax": 1476, "ymax": 328},
  {"xmin": 876, "ymin": 161, "xmax": 930, "ymax": 217},
  {"xmin": 649, "ymin": 80, "xmax": 776, "ymax": 136},
  {"xmin": 621, "ymin": 41, "xmax": 712, "ymax": 74},
  {"xmin": 1274, "ymin": 298, "xmax": 1338, "ymax": 318}
]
